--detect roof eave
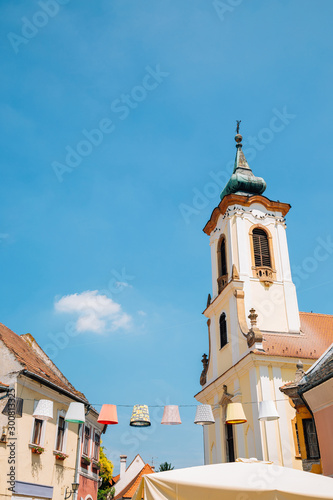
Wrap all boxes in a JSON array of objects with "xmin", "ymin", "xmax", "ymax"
[
  {"xmin": 203, "ymin": 194, "xmax": 291, "ymax": 235},
  {"xmin": 22, "ymin": 370, "xmax": 88, "ymax": 404}
]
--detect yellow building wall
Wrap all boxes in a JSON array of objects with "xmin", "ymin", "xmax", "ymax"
[
  {"xmin": 197, "ymin": 357, "xmax": 318, "ymax": 469},
  {"xmin": 0, "ymin": 380, "xmax": 80, "ymax": 500}
]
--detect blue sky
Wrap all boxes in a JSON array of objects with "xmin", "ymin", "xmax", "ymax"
[{"xmin": 1, "ymin": 0, "xmax": 333, "ymax": 472}]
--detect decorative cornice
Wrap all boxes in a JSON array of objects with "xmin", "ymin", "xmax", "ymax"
[
  {"xmin": 195, "ymin": 352, "xmax": 314, "ymax": 402},
  {"xmin": 203, "ymin": 194, "xmax": 291, "ymax": 235}
]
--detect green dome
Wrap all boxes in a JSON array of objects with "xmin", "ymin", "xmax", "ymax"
[{"xmin": 220, "ymin": 134, "xmax": 266, "ymax": 200}]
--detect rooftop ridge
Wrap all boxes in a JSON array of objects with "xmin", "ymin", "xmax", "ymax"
[{"xmin": 300, "ymin": 311, "xmax": 333, "ymax": 317}]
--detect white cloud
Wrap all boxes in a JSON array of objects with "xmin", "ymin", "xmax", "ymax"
[
  {"xmin": 138, "ymin": 310, "xmax": 147, "ymax": 316},
  {"xmin": 55, "ymin": 290, "xmax": 132, "ymax": 334}
]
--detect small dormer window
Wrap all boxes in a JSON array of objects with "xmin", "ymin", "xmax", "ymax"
[
  {"xmin": 252, "ymin": 228, "xmax": 271, "ymax": 268},
  {"xmin": 217, "ymin": 236, "xmax": 228, "ymax": 293}
]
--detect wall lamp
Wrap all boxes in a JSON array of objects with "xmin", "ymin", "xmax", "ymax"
[{"xmin": 64, "ymin": 482, "xmax": 79, "ymax": 499}]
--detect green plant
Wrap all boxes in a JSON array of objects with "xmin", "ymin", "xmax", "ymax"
[
  {"xmin": 31, "ymin": 446, "xmax": 44, "ymax": 454},
  {"xmin": 97, "ymin": 486, "xmax": 115, "ymax": 500},
  {"xmin": 82, "ymin": 455, "xmax": 91, "ymax": 464},
  {"xmin": 158, "ymin": 462, "xmax": 174, "ymax": 471},
  {"xmin": 55, "ymin": 452, "xmax": 68, "ymax": 460}
]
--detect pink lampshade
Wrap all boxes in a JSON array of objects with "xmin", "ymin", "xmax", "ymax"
[
  {"xmin": 97, "ymin": 404, "xmax": 118, "ymax": 425},
  {"xmin": 161, "ymin": 405, "xmax": 182, "ymax": 425}
]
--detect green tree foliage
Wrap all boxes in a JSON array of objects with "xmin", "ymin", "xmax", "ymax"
[
  {"xmin": 97, "ymin": 487, "xmax": 115, "ymax": 500},
  {"xmin": 158, "ymin": 462, "xmax": 174, "ymax": 471},
  {"xmin": 98, "ymin": 446, "xmax": 114, "ymax": 499}
]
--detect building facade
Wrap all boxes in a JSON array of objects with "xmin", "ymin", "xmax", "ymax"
[
  {"xmin": 297, "ymin": 343, "xmax": 333, "ymax": 476},
  {"xmin": 0, "ymin": 323, "xmax": 104, "ymax": 500},
  {"xmin": 195, "ymin": 130, "xmax": 333, "ymax": 469}
]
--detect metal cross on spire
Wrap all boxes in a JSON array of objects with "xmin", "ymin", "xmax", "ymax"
[{"xmin": 236, "ymin": 120, "xmax": 241, "ymax": 134}]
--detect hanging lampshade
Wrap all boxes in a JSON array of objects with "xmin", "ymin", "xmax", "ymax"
[
  {"xmin": 2, "ymin": 397, "xmax": 23, "ymax": 418},
  {"xmin": 33, "ymin": 400, "xmax": 53, "ymax": 421},
  {"xmin": 226, "ymin": 403, "xmax": 247, "ymax": 424},
  {"xmin": 65, "ymin": 403, "xmax": 85, "ymax": 424},
  {"xmin": 161, "ymin": 405, "xmax": 182, "ymax": 425},
  {"xmin": 258, "ymin": 400, "xmax": 280, "ymax": 421},
  {"xmin": 130, "ymin": 405, "xmax": 151, "ymax": 427},
  {"xmin": 194, "ymin": 405, "xmax": 215, "ymax": 425},
  {"xmin": 98, "ymin": 404, "xmax": 118, "ymax": 425}
]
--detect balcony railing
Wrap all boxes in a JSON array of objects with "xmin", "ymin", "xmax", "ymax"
[{"xmin": 255, "ymin": 266, "xmax": 273, "ymax": 285}]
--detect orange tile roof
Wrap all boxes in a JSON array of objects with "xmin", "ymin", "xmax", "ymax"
[
  {"xmin": 112, "ymin": 474, "xmax": 120, "ymax": 484},
  {"xmin": 115, "ymin": 464, "xmax": 154, "ymax": 500},
  {"xmin": 255, "ymin": 312, "xmax": 333, "ymax": 360},
  {"xmin": 0, "ymin": 322, "xmax": 87, "ymax": 402}
]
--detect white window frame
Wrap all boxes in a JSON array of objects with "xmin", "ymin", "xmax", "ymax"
[
  {"xmin": 92, "ymin": 429, "xmax": 100, "ymax": 461},
  {"xmin": 30, "ymin": 400, "xmax": 46, "ymax": 447},
  {"xmin": 82, "ymin": 424, "xmax": 92, "ymax": 457},
  {"xmin": 54, "ymin": 409, "xmax": 68, "ymax": 453}
]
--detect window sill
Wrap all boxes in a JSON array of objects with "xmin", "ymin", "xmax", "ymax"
[
  {"xmin": 54, "ymin": 450, "xmax": 68, "ymax": 460},
  {"xmin": 29, "ymin": 443, "xmax": 45, "ymax": 454},
  {"xmin": 81, "ymin": 454, "xmax": 91, "ymax": 465}
]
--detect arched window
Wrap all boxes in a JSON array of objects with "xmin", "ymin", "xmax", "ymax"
[
  {"xmin": 219, "ymin": 237, "xmax": 227, "ymax": 276},
  {"xmin": 219, "ymin": 313, "xmax": 227, "ymax": 349},
  {"xmin": 252, "ymin": 228, "xmax": 271, "ymax": 268},
  {"xmin": 217, "ymin": 236, "xmax": 228, "ymax": 293}
]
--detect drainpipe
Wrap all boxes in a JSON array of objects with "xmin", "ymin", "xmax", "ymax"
[{"xmin": 73, "ymin": 423, "xmax": 82, "ymax": 500}]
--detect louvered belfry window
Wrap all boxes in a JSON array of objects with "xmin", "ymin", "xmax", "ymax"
[{"xmin": 252, "ymin": 228, "xmax": 271, "ymax": 268}]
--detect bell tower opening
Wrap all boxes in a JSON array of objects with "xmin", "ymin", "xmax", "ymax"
[
  {"xmin": 252, "ymin": 228, "xmax": 271, "ymax": 268},
  {"xmin": 217, "ymin": 236, "xmax": 228, "ymax": 293}
]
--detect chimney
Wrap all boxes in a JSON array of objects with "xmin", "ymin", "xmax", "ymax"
[{"xmin": 120, "ymin": 455, "xmax": 127, "ymax": 478}]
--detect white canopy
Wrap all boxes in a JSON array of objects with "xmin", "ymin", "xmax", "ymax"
[{"xmin": 132, "ymin": 460, "xmax": 333, "ymax": 500}]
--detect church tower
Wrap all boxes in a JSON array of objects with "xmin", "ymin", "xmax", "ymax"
[{"xmin": 195, "ymin": 125, "xmax": 320, "ymax": 470}]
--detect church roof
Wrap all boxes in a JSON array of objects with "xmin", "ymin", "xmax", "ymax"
[
  {"xmin": 255, "ymin": 312, "xmax": 333, "ymax": 360},
  {"xmin": 220, "ymin": 130, "xmax": 266, "ymax": 200}
]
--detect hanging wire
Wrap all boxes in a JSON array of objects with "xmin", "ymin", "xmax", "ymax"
[{"xmin": 4, "ymin": 398, "xmax": 288, "ymax": 406}]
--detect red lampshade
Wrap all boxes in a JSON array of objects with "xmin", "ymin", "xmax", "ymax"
[{"xmin": 97, "ymin": 404, "xmax": 118, "ymax": 425}]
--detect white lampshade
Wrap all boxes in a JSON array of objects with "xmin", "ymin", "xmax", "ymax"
[
  {"xmin": 258, "ymin": 401, "xmax": 280, "ymax": 421},
  {"xmin": 65, "ymin": 403, "xmax": 85, "ymax": 424},
  {"xmin": 194, "ymin": 405, "xmax": 215, "ymax": 425},
  {"xmin": 33, "ymin": 399, "xmax": 53, "ymax": 421}
]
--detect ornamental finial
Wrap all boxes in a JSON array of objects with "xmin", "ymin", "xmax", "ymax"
[{"xmin": 235, "ymin": 120, "xmax": 242, "ymax": 144}]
